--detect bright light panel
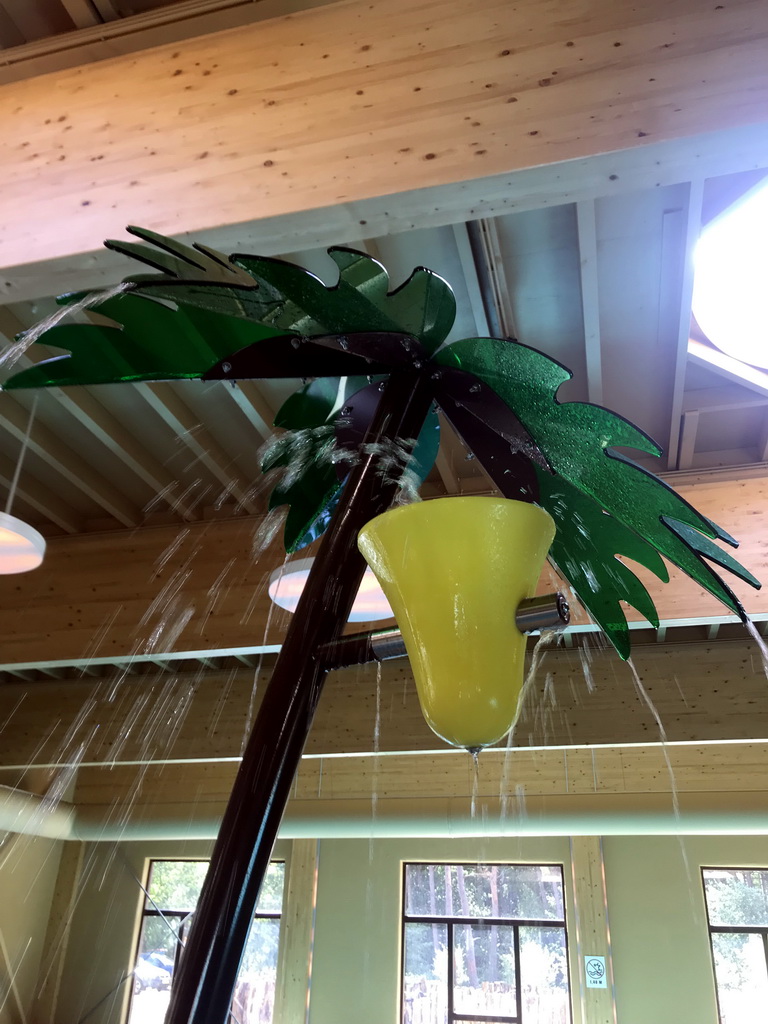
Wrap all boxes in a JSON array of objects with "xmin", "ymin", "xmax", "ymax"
[
  {"xmin": 268, "ymin": 557, "xmax": 393, "ymax": 622},
  {"xmin": 693, "ymin": 179, "xmax": 768, "ymax": 369},
  {"xmin": 0, "ymin": 512, "xmax": 46, "ymax": 574}
]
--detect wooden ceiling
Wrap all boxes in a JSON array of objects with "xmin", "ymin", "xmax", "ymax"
[{"xmin": 1, "ymin": 0, "xmax": 767, "ymax": 677}]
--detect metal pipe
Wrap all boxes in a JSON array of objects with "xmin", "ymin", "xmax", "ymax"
[
  {"xmin": 0, "ymin": 784, "xmax": 76, "ymax": 840},
  {"xmin": 515, "ymin": 593, "xmax": 570, "ymax": 633},
  {"xmin": 320, "ymin": 593, "xmax": 570, "ymax": 671}
]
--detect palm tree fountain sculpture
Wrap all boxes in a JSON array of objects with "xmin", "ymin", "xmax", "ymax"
[{"xmin": 3, "ymin": 227, "xmax": 760, "ymax": 1024}]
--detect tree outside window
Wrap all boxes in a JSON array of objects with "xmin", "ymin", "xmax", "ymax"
[
  {"xmin": 703, "ymin": 867, "xmax": 768, "ymax": 1023},
  {"xmin": 128, "ymin": 859, "xmax": 284, "ymax": 1024},
  {"xmin": 402, "ymin": 863, "xmax": 571, "ymax": 1024}
]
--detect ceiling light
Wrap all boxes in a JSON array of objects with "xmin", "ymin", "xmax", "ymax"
[
  {"xmin": 693, "ymin": 179, "xmax": 768, "ymax": 369},
  {"xmin": 0, "ymin": 512, "xmax": 46, "ymax": 574},
  {"xmin": 268, "ymin": 557, "xmax": 394, "ymax": 622}
]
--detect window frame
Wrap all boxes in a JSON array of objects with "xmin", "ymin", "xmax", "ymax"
[
  {"xmin": 400, "ymin": 860, "xmax": 571, "ymax": 1024},
  {"xmin": 702, "ymin": 864, "xmax": 768, "ymax": 1024},
  {"xmin": 127, "ymin": 857, "xmax": 285, "ymax": 1022}
]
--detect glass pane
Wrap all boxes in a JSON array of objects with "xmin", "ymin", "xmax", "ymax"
[
  {"xmin": 145, "ymin": 860, "xmax": 209, "ymax": 912},
  {"xmin": 233, "ymin": 918, "xmax": 282, "ymax": 1023},
  {"xmin": 704, "ymin": 869, "xmax": 768, "ymax": 927},
  {"xmin": 711, "ymin": 931, "xmax": 768, "ymax": 1023},
  {"xmin": 520, "ymin": 926, "xmax": 571, "ymax": 1024},
  {"xmin": 453, "ymin": 924, "xmax": 517, "ymax": 1018},
  {"xmin": 257, "ymin": 861, "xmax": 285, "ymax": 914},
  {"xmin": 404, "ymin": 864, "xmax": 564, "ymax": 921},
  {"xmin": 403, "ymin": 921, "xmax": 448, "ymax": 1024},
  {"xmin": 126, "ymin": 915, "xmax": 175, "ymax": 1024}
]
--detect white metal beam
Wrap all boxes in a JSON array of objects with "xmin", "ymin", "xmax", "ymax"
[
  {"xmin": 666, "ymin": 179, "xmax": 704, "ymax": 471},
  {"xmin": 688, "ymin": 339, "xmax": 768, "ymax": 399},
  {"xmin": 576, "ymin": 200, "xmax": 603, "ymax": 405},
  {"xmin": 134, "ymin": 382, "xmax": 260, "ymax": 513}
]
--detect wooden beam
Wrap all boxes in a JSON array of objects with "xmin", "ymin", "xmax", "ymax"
[
  {"xmin": 2, "ymin": 0, "xmax": 768, "ymax": 299},
  {"xmin": 273, "ymin": 839, "xmax": 317, "ymax": 1024},
  {"xmin": 63, "ymin": 742, "xmax": 768, "ymax": 828},
  {"xmin": 570, "ymin": 837, "xmax": 617, "ymax": 1024},
  {"xmin": 4, "ymin": 639, "xmax": 768, "ymax": 769}
]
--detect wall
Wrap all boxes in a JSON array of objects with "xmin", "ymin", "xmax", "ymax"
[
  {"xmin": 0, "ymin": 831, "xmax": 63, "ymax": 1024},
  {"xmin": 45, "ymin": 837, "xmax": 286, "ymax": 1024},
  {"xmin": 9, "ymin": 829, "xmax": 768, "ymax": 1023},
  {"xmin": 308, "ymin": 833, "xmax": 768, "ymax": 1024},
  {"xmin": 605, "ymin": 835, "xmax": 768, "ymax": 1024},
  {"xmin": 309, "ymin": 836, "xmax": 577, "ymax": 1024}
]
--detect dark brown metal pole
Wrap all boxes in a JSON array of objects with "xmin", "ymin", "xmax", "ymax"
[{"xmin": 165, "ymin": 369, "xmax": 433, "ymax": 1024}]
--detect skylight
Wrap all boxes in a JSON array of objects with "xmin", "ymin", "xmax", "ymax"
[{"xmin": 692, "ymin": 178, "xmax": 768, "ymax": 370}]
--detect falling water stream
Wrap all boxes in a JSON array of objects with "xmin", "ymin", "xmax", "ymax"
[{"xmin": 0, "ymin": 282, "xmax": 133, "ymax": 372}]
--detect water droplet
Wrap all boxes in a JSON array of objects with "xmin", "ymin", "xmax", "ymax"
[
  {"xmin": 431, "ymin": 371, "xmax": 442, "ymax": 381},
  {"xmin": 413, "ymin": 360, "xmax": 423, "ymax": 369},
  {"xmin": 341, "ymin": 405, "xmax": 352, "ymax": 417},
  {"xmin": 465, "ymin": 452, "xmax": 475, "ymax": 461},
  {"xmin": 469, "ymin": 383, "xmax": 481, "ymax": 393},
  {"xmin": 338, "ymin": 336, "xmax": 349, "ymax": 350},
  {"xmin": 291, "ymin": 337, "xmax": 301, "ymax": 349},
  {"xmin": 221, "ymin": 361, "xmax": 232, "ymax": 374}
]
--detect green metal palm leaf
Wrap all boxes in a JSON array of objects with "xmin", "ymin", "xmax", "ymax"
[{"xmin": 2, "ymin": 230, "xmax": 759, "ymax": 658}]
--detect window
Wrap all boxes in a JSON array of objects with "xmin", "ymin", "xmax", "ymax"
[
  {"xmin": 402, "ymin": 863, "xmax": 571, "ymax": 1024},
  {"xmin": 703, "ymin": 867, "xmax": 768, "ymax": 1023},
  {"xmin": 128, "ymin": 859, "xmax": 284, "ymax": 1024}
]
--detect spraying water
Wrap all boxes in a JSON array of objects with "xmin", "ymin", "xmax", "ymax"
[{"xmin": 0, "ymin": 282, "xmax": 133, "ymax": 371}]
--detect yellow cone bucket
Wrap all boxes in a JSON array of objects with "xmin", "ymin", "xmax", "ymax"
[{"xmin": 358, "ymin": 497, "xmax": 555, "ymax": 749}]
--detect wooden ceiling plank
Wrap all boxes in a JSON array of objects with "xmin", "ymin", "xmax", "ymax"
[
  {"xmin": 0, "ymin": 395, "xmax": 142, "ymax": 526},
  {"xmin": 1, "ymin": 471, "xmax": 765, "ymax": 667},
  {"xmin": 576, "ymin": 200, "xmax": 603, "ymax": 405},
  {"xmin": 666, "ymin": 179, "xmax": 705, "ymax": 470},
  {"xmin": 0, "ymin": 448, "xmax": 81, "ymax": 532},
  {"xmin": 688, "ymin": 339, "xmax": 768, "ymax": 399},
  {"xmin": 7, "ymin": 641, "xmax": 768, "ymax": 769},
  {"xmin": 134, "ymin": 381, "xmax": 260, "ymax": 513}
]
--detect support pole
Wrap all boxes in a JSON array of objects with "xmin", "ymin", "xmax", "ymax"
[{"xmin": 165, "ymin": 369, "xmax": 434, "ymax": 1024}]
